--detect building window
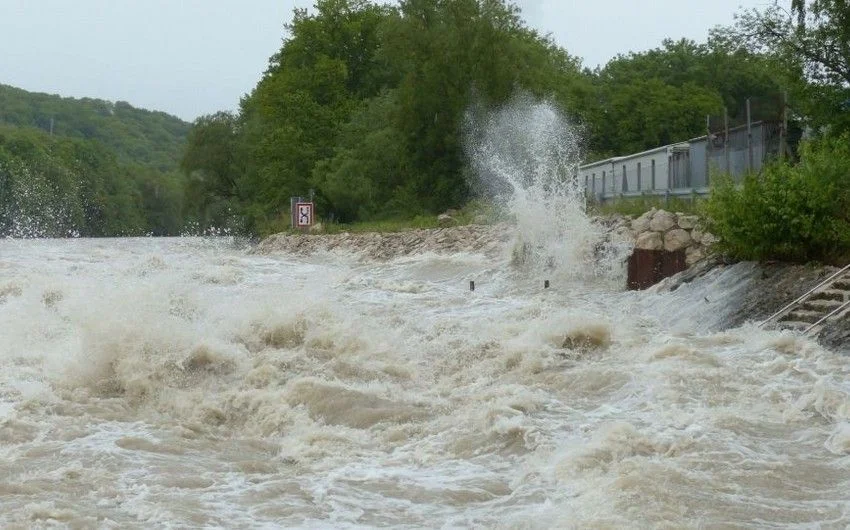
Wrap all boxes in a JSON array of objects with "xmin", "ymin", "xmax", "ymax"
[
  {"xmin": 622, "ymin": 164, "xmax": 628, "ymax": 192},
  {"xmin": 651, "ymin": 159, "xmax": 656, "ymax": 190},
  {"xmin": 637, "ymin": 162, "xmax": 642, "ymax": 190}
]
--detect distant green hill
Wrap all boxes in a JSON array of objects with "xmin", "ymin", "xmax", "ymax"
[
  {"xmin": 0, "ymin": 83, "xmax": 190, "ymax": 171},
  {"xmin": 0, "ymin": 84, "xmax": 191, "ymax": 237}
]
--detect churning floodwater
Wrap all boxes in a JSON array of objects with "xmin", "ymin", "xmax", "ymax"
[
  {"xmin": 3, "ymin": 98, "xmax": 850, "ymax": 528},
  {"xmin": 2, "ymin": 236, "xmax": 850, "ymax": 529}
]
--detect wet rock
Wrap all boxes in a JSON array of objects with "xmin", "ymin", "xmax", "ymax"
[
  {"xmin": 631, "ymin": 209, "xmax": 655, "ymax": 233},
  {"xmin": 685, "ymin": 245, "xmax": 706, "ymax": 267},
  {"xmin": 677, "ymin": 215, "xmax": 699, "ymax": 230},
  {"xmin": 254, "ymin": 223, "xmax": 514, "ymax": 261},
  {"xmin": 635, "ymin": 231, "xmax": 663, "ymax": 251},
  {"xmin": 664, "ymin": 229, "xmax": 692, "ymax": 252},
  {"xmin": 690, "ymin": 228, "xmax": 704, "ymax": 245},
  {"xmin": 649, "ymin": 210, "xmax": 676, "ymax": 232},
  {"xmin": 701, "ymin": 232, "xmax": 719, "ymax": 246}
]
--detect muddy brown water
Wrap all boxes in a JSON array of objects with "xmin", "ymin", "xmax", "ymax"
[{"xmin": 1, "ymin": 237, "xmax": 849, "ymax": 528}]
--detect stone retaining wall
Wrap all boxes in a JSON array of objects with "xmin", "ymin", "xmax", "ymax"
[
  {"xmin": 254, "ymin": 223, "xmax": 513, "ymax": 260},
  {"xmin": 623, "ymin": 208, "xmax": 716, "ymax": 267},
  {"xmin": 256, "ymin": 209, "xmax": 717, "ymax": 267}
]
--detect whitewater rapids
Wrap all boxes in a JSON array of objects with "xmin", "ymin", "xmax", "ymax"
[{"xmin": 1, "ymin": 236, "xmax": 850, "ymax": 528}]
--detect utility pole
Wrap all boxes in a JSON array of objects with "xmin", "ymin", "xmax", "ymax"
[
  {"xmin": 782, "ymin": 90, "xmax": 789, "ymax": 159},
  {"xmin": 746, "ymin": 98, "xmax": 753, "ymax": 172},
  {"xmin": 705, "ymin": 114, "xmax": 711, "ymax": 186},
  {"xmin": 724, "ymin": 107, "xmax": 730, "ymax": 174},
  {"xmin": 779, "ymin": 90, "xmax": 788, "ymax": 160}
]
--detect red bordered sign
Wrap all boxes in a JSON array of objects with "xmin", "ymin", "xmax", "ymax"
[{"xmin": 295, "ymin": 202, "xmax": 314, "ymax": 227}]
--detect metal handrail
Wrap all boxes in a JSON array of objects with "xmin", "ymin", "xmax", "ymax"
[
  {"xmin": 758, "ymin": 262, "xmax": 850, "ymax": 328},
  {"xmin": 804, "ymin": 299, "xmax": 850, "ymax": 335}
]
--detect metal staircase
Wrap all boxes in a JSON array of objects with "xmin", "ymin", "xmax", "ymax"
[{"xmin": 759, "ymin": 264, "xmax": 850, "ymax": 335}]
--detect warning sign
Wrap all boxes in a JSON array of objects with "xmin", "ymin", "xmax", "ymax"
[{"xmin": 295, "ymin": 202, "xmax": 314, "ymax": 227}]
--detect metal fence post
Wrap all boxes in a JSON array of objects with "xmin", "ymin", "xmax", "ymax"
[
  {"xmin": 747, "ymin": 98, "xmax": 753, "ymax": 172},
  {"xmin": 724, "ymin": 107, "xmax": 730, "ymax": 174}
]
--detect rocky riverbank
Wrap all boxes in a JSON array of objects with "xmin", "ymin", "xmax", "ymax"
[
  {"xmin": 599, "ymin": 208, "xmax": 718, "ymax": 267},
  {"xmin": 651, "ymin": 258, "xmax": 850, "ymax": 354},
  {"xmin": 255, "ymin": 212, "xmax": 849, "ymax": 353},
  {"xmin": 255, "ymin": 208, "xmax": 718, "ymax": 265},
  {"xmin": 254, "ymin": 222, "xmax": 515, "ymax": 261}
]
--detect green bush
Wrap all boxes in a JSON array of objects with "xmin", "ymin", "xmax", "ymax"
[{"xmin": 703, "ymin": 134, "xmax": 850, "ymax": 264}]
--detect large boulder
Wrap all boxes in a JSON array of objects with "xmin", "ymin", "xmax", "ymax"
[
  {"xmin": 664, "ymin": 228, "xmax": 692, "ymax": 252},
  {"xmin": 686, "ymin": 245, "xmax": 706, "ymax": 267},
  {"xmin": 701, "ymin": 231, "xmax": 719, "ymax": 246},
  {"xmin": 690, "ymin": 227, "xmax": 704, "ymax": 245},
  {"xmin": 635, "ymin": 231, "xmax": 663, "ymax": 251},
  {"xmin": 437, "ymin": 214, "xmax": 455, "ymax": 226},
  {"xmin": 649, "ymin": 210, "xmax": 676, "ymax": 232},
  {"xmin": 631, "ymin": 208, "xmax": 656, "ymax": 233},
  {"xmin": 677, "ymin": 215, "xmax": 699, "ymax": 230}
]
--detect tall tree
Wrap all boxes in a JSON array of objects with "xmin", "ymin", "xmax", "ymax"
[
  {"xmin": 731, "ymin": 0, "xmax": 850, "ymax": 133},
  {"xmin": 587, "ymin": 38, "xmax": 779, "ymax": 156}
]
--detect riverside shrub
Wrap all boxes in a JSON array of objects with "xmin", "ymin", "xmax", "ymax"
[{"xmin": 704, "ymin": 134, "xmax": 850, "ymax": 264}]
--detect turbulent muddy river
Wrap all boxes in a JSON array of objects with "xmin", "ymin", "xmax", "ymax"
[
  {"xmin": 3, "ymin": 100, "xmax": 850, "ymax": 528},
  {"xmin": 2, "ymin": 235, "xmax": 850, "ymax": 529}
]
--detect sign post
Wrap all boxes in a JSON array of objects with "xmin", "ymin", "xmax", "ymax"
[{"xmin": 291, "ymin": 197, "xmax": 314, "ymax": 232}]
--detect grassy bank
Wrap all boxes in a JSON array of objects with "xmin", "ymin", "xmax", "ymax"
[
  {"xmin": 269, "ymin": 200, "xmax": 502, "ymax": 235},
  {"xmin": 588, "ymin": 195, "xmax": 703, "ymax": 217}
]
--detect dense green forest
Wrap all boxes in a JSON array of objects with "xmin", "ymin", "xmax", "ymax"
[
  {"xmin": 0, "ymin": 84, "xmax": 189, "ymax": 236},
  {"xmin": 3, "ymin": 0, "xmax": 847, "ymax": 239},
  {"xmin": 0, "ymin": 84, "xmax": 189, "ymax": 170},
  {"xmin": 183, "ymin": 0, "xmax": 847, "ymax": 235},
  {"xmin": 704, "ymin": 0, "xmax": 850, "ymax": 264}
]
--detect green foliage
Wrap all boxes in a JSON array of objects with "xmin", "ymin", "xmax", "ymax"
[
  {"xmin": 0, "ymin": 125, "xmax": 147, "ymax": 236},
  {"xmin": 0, "ymin": 84, "xmax": 190, "ymax": 171},
  {"xmin": 184, "ymin": 0, "xmax": 591, "ymax": 231},
  {"xmin": 319, "ymin": 199, "xmax": 496, "ymax": 234},
  {"xmin": 322, "ymin": 215, "xmax": 442, "ymax": 234},
  {"xmin": 587, "ymin": 38, "xmax": 781, "ymax": 157},
  {"xmin": 703, "ymin": 134, "xmax": 850, "ymax": 263},
  {"xmin": 312, "ymin": 91, "xmax": 409, "ymax": 222},
  {"xmin": 727, "ymin": 1, "xmax": 850, "ymax": 135},
  {"xmin": 0, "ymin": 85, "xmax": 192, "ymax": 237},
  {"xmin": 591, "ymin": 196, "xmax": 703, "ymax": 218},
  {"xmin": 177, "ymin": 0, "xmax": 826, "ymax": 238}
]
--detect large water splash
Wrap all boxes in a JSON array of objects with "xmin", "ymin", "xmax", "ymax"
[{"xmin": 464, "ymin": 94, "xmax": 603, "ymax": 278}]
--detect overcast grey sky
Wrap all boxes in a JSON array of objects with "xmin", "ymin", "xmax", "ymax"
[{"xmin": 0, "ymin": 0, "xmax": 768, "ymax": 122}]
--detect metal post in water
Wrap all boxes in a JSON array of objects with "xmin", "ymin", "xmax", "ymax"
[
  {"xmin": 544, "ymin": 280, "xmax": 550, "ymax": 289},
  {"xmin": 469, "ymin": 281, "xmax": 475, "ymax": 292}
]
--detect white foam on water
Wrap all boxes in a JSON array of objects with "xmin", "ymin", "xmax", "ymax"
[
  {"xmin": 2, "ymin": 236, "xmax": 850, "ymax": 528},
  {"xmin": 464, "ymin": 94, "xmax": 609, "ymax": 281},
  {"xmin": 1, "ymin": 100, "xmax": 849, "ymax": 526}
]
